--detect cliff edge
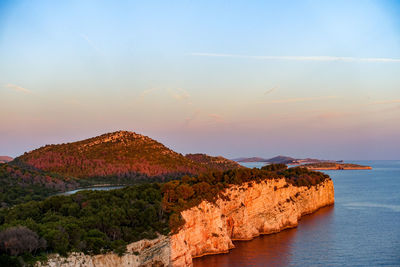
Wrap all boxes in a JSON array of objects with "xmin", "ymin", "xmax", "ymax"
[
  {"xmin": 171, "ymin": 178, "xmax": 334, "ymax": 266},
  {"xmin": 38, "ymin": 178, "xmax": 334, "ymax": 267}
]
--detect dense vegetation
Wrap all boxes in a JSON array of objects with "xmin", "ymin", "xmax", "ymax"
[
  {"xmin": 185, "ymin": 153, "xmax": 241, "ymax": 171},
  {"xmin": 13, "ymin": 131, "xmax": 240, "ymax": 180},
  {"xmin": 261, "ymin": 163, "xmax": 288, "ymax": 172},
  {"xmin": 0, "ymin": 163, "xmax": 79, "ymax": 207},
  {"xmin": 0, "ymin": 184, "xmax": 169, "ymax": 266},
  {"xmin": 280, "ymin": 166, "xmax": 330, "ymax": 186},
  {"xmin": 0, "ymin": 164, "xmax": 330, "ymax": 266},
  {"xmin": 162, "ymin": 166, "xmax": 330, "ymax": 230},
  {"xmin": 0, "ymin": 162, "xmax": 180, "ymax": 209}
]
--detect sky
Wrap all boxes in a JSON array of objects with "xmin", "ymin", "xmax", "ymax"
[{"xmin": 0, "ymin": 0, "xmax": 399, "ymax": 160}]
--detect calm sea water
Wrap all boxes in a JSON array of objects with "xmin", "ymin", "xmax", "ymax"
[
  {"xmin": 60, "ymin": 186, "xmax": 124, "ymax": 195},
  {"xmin": 194, "ymin": 160, "xmax": 400, "ymax": 267}
]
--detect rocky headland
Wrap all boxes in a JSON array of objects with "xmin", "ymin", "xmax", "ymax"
[{"xmin": 38, "ymin": 177, "xmax": 334, "ymax": 267}]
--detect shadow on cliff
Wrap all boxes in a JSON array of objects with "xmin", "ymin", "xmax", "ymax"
[{"xmin": 193, "ymin": 205, "xmax": 335, "ymax": 267}]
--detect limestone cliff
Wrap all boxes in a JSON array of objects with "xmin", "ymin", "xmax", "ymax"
[
  {"xmin": 37, "ymin": 178, "xmax": 334, "ymax": 267},
  {"xmin": 36, "ymin": 235, "xmax": 171, "ymax": 267},
  {"xmin": 170, "ymin": 178, "xmax": 334, "ymax": 266}
]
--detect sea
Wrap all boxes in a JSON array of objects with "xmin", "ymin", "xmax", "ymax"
[
  {"xmin": 60, "ymin": 186, "xmax": 124, "ymax": 195},
  {"xmin": 194, "ymin": 160, "xmax": 400, "ymax": 267}
]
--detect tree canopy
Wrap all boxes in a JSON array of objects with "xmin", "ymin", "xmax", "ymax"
[{"xmin": 0, "ymin": 164, "xmax": 330, "ymax": 266}]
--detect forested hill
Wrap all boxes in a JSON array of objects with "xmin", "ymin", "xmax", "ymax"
[
  {"xmin": 12, "ymin": 131, "xmax": 240, "ymax": 180},
  {"xmin": 0, "ymin": 163, "xmax": 79, "ymax": 207},
  {"xmin": 185, "ymin": 153, "xmax": 241, "ymax": 171}
]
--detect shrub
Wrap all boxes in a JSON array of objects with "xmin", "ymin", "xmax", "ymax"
[
  {"xmin": 0, "ymin": 226, "xmax": 46, "ymax": 256},
  {"xmin": 261, "ymin": 164, "xmax": 288, "ymax": 172}
]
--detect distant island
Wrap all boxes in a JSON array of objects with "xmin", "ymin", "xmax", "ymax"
[
  {"xmin": 234, "ymin": 155, "xmax": 342, "ymax": 165},
  {"xmin": 233, "ymin": 156, "xmax": 271, "ymax": 162},
  {"xmin": 303, "ymin": 162, "xmax": 372, "ymax": 170},
  {"xmin": 0, "ymin": 156, "xmax": 13, "ymax": 163}
]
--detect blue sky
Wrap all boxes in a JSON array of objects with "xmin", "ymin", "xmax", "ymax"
[{"xmin": 0, "ymin": 0, "xmax": 399, "ymax": 159}]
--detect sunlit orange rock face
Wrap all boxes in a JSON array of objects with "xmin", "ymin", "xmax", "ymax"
[
  {"xmin": 37, "ymin": 178, "xmax": 334, "ymax": 267},
  {"xmin": 170, "ymin": 178, "xmax": 334, "ymax": 266},
  {"xmin": 37, "ymin": 236, "xmax": 171, "ymax": 267}
]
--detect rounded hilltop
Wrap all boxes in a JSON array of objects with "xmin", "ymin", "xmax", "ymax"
[
  {"xmin": 75, "ymin": 130, "xmax": 166, "ymax": 151},
  {"xmin": 11, "ymin": 130, "xmax": 241, "ymax": 180},
  {"xmin": 76, "ymin": 130, "xmax": 154, "ymax": 144},
  {"xmin": 94, "ymin": 130, "xmax": 150, "ymax": 141}
]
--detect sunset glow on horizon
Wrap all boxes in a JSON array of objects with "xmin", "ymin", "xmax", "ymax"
[{"xmin": 1, "ymin": 0, "xmax": 399, "ymax": 160}]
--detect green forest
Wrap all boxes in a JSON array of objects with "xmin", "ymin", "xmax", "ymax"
[
  {"xmin": 0, "ymin": 165, "xmax": 330, "ymax": 266},
  {"xmin": 0, "ymin": 163, "xmax": 79, "ymax": 207}
]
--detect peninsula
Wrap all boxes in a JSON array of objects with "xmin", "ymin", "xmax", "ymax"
[
  {"xmin": 0, "ymin": 132, "xmax": 335, "ymax": 267},
  {"xmin": 34, "ymin": 167, "xmax": 334, "ymax": 267},
  {"xmin": 303, "ymin": 162, "xmax": 372, "ymax": 170},
  {"xmin": 234, "ymin": 155, "xmax": 344, "ymax": 165}
]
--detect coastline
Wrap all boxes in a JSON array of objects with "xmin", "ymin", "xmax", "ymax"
[
  {"xmin": 306, "ymin": 166, "xmax": 372, "ymax": 170},
  {"xmin": 171, "ymin": 178, "xmax": 335, "ymax": 266},
  {"xmin": 37, "ymin": 178, "xmax": 334, "ymax": 267}
]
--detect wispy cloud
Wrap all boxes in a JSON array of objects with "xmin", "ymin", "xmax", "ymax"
[
  {"xmin": 138, "ymin": 88, "xmax": 192, "ymax": 104},
  {"xmin": 265, "ymin": 96, "xmax": 338, "ymax": 104},
  {"xmin": 139, "ymin": 88, "xmax": 158, "ymax": 99},
  {"xmin": 4, "ymin": 83, "xmax": 31, "ymax": 94},
  {"xmin": 191, "ymin": 53, "xmax": 400, "ymax": 63},
  {"xmin": 184, "ymin": 110, "xmax": 200, "ymax": 127},
  {"xmin": 371, "ymin": 99, "xmax": 400, "ymax": 105},
  {"xmin": 183, "ymin": 111, "xmax": 226, "ymax": 128},
  {"xmin": 81, "ymin": 34, "xmax": 102, "ymax": 54},
  {"xmin": 168, "ymin": 88, "xmax": 190, "ymax": 102},
  {"xmin": 316, "ymin": 111, "xmax": 354, "ymax": 120},
  {"xmin": 208, "ymin": 113, "xmax": 225, "ymax": 123},
  {"xmin": 264, "ymin": 86, "xmax": 278, "ymax": 95},
  {"xmin": 64, "ymin": 98, "xmax": 81, "ymax": 106}
]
